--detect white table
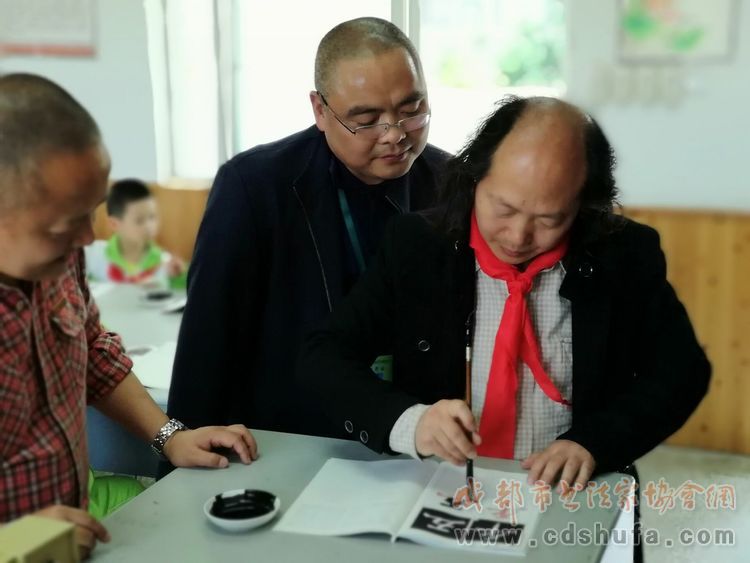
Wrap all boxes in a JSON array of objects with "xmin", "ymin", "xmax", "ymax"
[
  {"xmin": 94, "ymin": 430, "xmax": 633, "ymax": 563},
  {"xmin": 92, "ymin": 283, "xmax": 183, "ymax": 346},
  {"xmin": 87, "ymin": 283, "xmax": 183, "ymax": 476}
]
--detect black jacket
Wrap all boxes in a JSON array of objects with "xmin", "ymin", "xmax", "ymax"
[
  {"xmin": 167, "ymin": 126, "xmax": 448, "ymax": 438},
  {"xmin": 298, "ymin": 213, "xmax": 711, "ymax": 473}
]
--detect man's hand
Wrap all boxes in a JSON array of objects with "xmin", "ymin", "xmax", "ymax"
[
  {"xmin": 34, "ymin": 505, "xmax": 109, "ymax": 560},
  {"xmin": 162, "ymin": 424, "xmax": 258, "ymax": 468},
  {"xmin": 521, "ymin": 439, "xmax": 595, "ymax": 490},
  {"xmin": 415, "ymin": 399, "xmax": 481, "ymax": 465}
]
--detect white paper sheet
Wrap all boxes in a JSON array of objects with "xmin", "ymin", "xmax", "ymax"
[
  {"xmin": 276, "ymin": 457, "xmax": 542, "ymax": 555},
  {"xmin": 275, "ymin": 458, "xmax": 437, "ymax": 538}
]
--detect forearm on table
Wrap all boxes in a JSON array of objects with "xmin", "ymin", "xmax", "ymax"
[{"xmin": 92, "ymin": 372, "xmax": 169, "ymax": 443}]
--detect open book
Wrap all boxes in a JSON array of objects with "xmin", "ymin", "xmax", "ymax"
[{"xmin": 275, "ymin": 458, "xmax": 541, "ymax": 555}]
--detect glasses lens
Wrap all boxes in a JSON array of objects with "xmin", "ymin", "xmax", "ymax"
[
  {"xmin": 356, "ymin": 124, "xmax": 389, "ymax": 140},
  {"xmin": 402, "ymin": 113, "xmax": 431, "ymax": 132},
  {"xmin": 354, "ymin": 113, "xmax": 430, "ymax": 139}
]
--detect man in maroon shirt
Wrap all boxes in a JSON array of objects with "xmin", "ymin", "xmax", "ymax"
[{"xmin": 0, "ymin": 73, "xmax": 258, "ymax": 558}]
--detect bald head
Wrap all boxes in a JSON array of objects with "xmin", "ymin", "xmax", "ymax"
[
  {"xmin": 437, "ymin": 96, "xmax": 618, "ymax": 237},
  {"xmin": 0, "ymin": 73, "xmax": 101, "ymax": 211},
  {"xmin": 498, "ymin": 98, "xmax": 589, "ymax": 191},
  {"xmin": 314, "ymin": 17, "xmax": 423, "ymax": 95},
  {"xmin": 483, "ymin": 96, "xmax": 614, "ymax": 207},
  {"xmin": 513, "ymin": 97, "xmax": 589, "ymax": 144}
]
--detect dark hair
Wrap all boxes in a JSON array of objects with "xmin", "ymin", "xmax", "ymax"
[
  {"xmin": 433, "ymin": 96, "xmax": 620, "ymax": 244},
  {"xmin": 314, "ymin": 17, "xmax": 423, "ymax": 94},
  {"xmin": 0, "ymin": 73, "xmax": 102, "ymax": 209},
  {"xmin": 106, "ymin": 179, "xmax": 153, "ymax": 218}
]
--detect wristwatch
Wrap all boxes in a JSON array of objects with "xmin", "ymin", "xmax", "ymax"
[{"xmin": 150, "ymin": 418, "xmax": 187, "ymax": 459}]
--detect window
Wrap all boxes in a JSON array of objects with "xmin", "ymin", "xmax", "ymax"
[
  {"xmin": 233, "ymin": 1, "xmax": 390, "ymax": 151},
  {"xmin": 418, "ymin": 0, "xmax": 566, "ymax": 152},
  {"xmin": 146, "ymin": 0, "xmax": 565, "ymax": 180}
]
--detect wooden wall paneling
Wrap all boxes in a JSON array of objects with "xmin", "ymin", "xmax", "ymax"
[
  {"xmin": 626, "ymin": 210, "xmax": 750, "ymax": 454},
  {"xmin": 734, "ymin": 222, "xmax": 750, "ymax": 451},
  {"xmin": 151, "ymin": 186, "xmax": 210, "ymax": 261},
  {"xmin": 92, "ymin": 201, "xmax": 112, "ymax": 241}
]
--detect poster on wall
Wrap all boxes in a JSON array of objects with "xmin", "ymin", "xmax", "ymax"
[
  {"xmin": 0, "ymin": 0, "xmax": 96, "ymax": 57},
  {"xmin": 618, "ymin": 0, "xmax": 738, "ymax": 63}
]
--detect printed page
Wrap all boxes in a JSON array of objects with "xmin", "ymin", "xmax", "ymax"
[
  {"xmin": 397, "ymin": 462, "xmax": 541, "ymax": 555},
  {"xmin": 275, "ymin": 458, "xmax": 437, "ymax": 537}
]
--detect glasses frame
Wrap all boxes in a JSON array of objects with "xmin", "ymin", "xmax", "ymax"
[{"xmin": 317, "ymin": 91, "xmax": 430, "ymax": 139}]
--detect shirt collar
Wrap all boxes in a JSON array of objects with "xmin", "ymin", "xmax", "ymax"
[{"xmin": 474, "ymin": 259, "xmax": 566, "ymax": 274}]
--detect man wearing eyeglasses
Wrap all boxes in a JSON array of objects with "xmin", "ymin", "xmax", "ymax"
[{"xmin": 166, "ymin": 17, "xmax": 448, "ymax": 450}]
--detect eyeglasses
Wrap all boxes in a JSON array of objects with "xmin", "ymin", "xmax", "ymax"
[{"xmin": 317, "ymin": 91, "xmax": 431, "ymax": 140}]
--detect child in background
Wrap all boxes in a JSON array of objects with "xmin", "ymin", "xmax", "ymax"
[{"xmin": 85, "ymin": 179, "xmax": 187, "ymax": 289}]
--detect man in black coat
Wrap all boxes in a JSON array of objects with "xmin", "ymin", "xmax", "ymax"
[
  {"xmin": 167, "ymin": 17, "xmax": 447, "ymax": 440},
  {"xmin": 299, "ymin": 96, "xmax": 710, "ymax": 487}
]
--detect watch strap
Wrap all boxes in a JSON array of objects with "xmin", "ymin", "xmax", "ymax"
[{"xmin": 150, "ymin": 418, "xmax": 187, "ymax": 458}]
